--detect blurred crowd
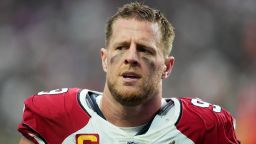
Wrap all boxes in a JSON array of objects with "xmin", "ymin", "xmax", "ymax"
[{"xmin": 0, "ymin": 0, "xmax": 255, "ymax": 143}]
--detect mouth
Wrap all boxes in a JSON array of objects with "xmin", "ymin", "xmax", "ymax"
[
  {"xmin": 121, "ymin": 72, "xmax": 141, "ymax": 80},
  {"xmin": 122, "ymin": 72, "xmax": 141, "ymax": 79}
]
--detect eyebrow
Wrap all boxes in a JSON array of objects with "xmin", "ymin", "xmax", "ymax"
[
  {"xmin": 113, "ymin": 40, "xmax": 156, "ymax": 50},
  {"xmin": 113, "ymin": 41, "xmax": 130, "ymax": 48}
]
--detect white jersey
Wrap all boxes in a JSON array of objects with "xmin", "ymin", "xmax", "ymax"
[{"xmin": 18, "ymin": 88, "xmax": 239, "ymax": 144}]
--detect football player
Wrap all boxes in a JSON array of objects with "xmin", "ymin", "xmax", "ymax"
[{"xmin": 18, "ymin": 2, "xmax": 240, "ymax": 144}]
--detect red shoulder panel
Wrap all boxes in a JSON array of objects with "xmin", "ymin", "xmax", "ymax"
[
  {"xmin": 18, "ymin": 88, "xmax": 91, "ymax": 144},
  {"xmin": 176, "ymin": 97, "xmax": 239, "ymax": 144}
]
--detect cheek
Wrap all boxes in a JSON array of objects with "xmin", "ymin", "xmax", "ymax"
[
  {"xmin": 142, "ymin": 57, "xmax": 164, "ymax": 77},
  {"xmin": 108, "ymin": 53, "xmax": 123, "ymax": 75},
  {"xmin": 110, "ymin": 53, "xmax": 122, "ymax": 65},
  {"xmin": 142, "ymin": 57, "xmax": 157, "ymax": 72}
]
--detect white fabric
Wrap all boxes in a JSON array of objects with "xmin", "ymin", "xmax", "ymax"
[{"xmin": 62, "ymin": 89, "xmax": 195, "ymax": 144}]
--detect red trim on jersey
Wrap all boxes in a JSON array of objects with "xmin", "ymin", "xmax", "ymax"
[
  {"xmin": 175, "ymin": 98, "xmax": 239, "ymax": 144},
  {"xmin": 18, "ymin": 88, "xmax": 91, "ymax": 144}
]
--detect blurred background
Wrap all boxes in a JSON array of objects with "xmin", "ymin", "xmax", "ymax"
[{"xmin": 0, "ymin": 0, "xmax": 255, "ymax": 143}]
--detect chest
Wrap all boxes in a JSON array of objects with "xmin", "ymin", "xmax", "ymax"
[{"xmin": 62, "ymin": 114, "xmax": 194, "ymax": 144}]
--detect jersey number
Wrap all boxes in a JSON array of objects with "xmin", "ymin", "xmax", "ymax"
[
  {"xmin": 38, "ymin": 88, "xmax": 68, "ymax": 95},
  {"xmin": 191, "ymin": 98, "xmax": 222, "ymax": 112}
]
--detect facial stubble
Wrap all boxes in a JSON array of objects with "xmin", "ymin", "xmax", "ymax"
[{"xmin": 107, "ymin": 59, "xmax": 164, "ymax": 106}]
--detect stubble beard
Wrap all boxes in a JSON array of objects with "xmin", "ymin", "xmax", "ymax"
[{"xmin": 107, "ymin": 75, "xmax": 161, "ymax": 107}]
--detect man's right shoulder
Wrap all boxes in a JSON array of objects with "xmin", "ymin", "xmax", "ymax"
[
  {"xmin": 23, "ymin": 88, "xmax": 82, "ymax": 119},
  {"xmin": 19, "ymin": 88, "xmax": 97, "ymax": 143}
]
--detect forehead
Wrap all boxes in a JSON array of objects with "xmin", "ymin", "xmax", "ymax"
[{"xmin": 110, "ymin": 18, "xmax": 161, "ymax": 46}]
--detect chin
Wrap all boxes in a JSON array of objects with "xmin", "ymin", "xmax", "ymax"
[
  {"xmin": 120, "ymin": 89, "xmax": 146, "ymax": 105},
  {"xmin": 107, "ymin": 79, "xmax": 156, "ymax": 106},
  {"xmin": 109, "ymin": 86, "xmax": 146, "ymax": 106},
  {"xmin": 114, "ymin": 94, "xmax": 145, "ymax": 106}
]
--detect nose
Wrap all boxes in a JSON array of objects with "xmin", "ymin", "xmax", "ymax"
[{"xmin": 124, "ymin": 44, "xmax": 139, "ymax": 66}]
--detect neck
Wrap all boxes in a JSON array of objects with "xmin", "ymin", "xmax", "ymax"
[{"xmin": 101, "ymin": 84, "xmax": 162, "ymax": 127}]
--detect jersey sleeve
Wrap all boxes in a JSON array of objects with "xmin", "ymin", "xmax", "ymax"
[
  {"xmin": 17, "ymin": 88, "xmax": 91, "ymax": 144},
  {"xmin": 176, "ymin": 97, "xmax": 240, "ymax": 144}
]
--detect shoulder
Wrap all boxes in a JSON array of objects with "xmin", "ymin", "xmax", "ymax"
[
  {"xmin": 18, "ymin": 88, "xmax": 98, "ymax": 143},
  {"xmin": 23, "ymin": 88, "xmax": 80, "ymax": 118},
  {"xmin": 178, "ymin": 97, "xmax": 234, "ymax": 128},
  {"xmin": 22, "ymin": 87, "xmax": 103, "ymax": 121},
  {"xmin": 176, "ymin": 97, "xmax": 238, "ymax": 143}
]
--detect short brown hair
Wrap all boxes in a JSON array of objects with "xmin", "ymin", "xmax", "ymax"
[{"xmin": 105, "ymin": 2, "xmax": 175, "ymax": 55}]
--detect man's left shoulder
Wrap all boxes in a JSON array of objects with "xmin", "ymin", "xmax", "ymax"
[
  {"xmin": 174, "ymin": 97, "xmax": 239, "ymax": 143},
  {"xmin": 178, "ymin": 97, "xmax": 235, "ymax": 128}
]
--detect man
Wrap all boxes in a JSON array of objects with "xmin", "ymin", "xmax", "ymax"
[{"xmin": 18, "ymin": 2, "xmax": 239, "ymax": 144}]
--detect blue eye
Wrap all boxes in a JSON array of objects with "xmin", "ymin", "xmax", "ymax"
[
  {"xmin": 138, "ymin": 47, "xmax": 153, "ymax": 54},
  {"xmin": 116, "ymin": 46, "xmax": 128, "ymax": 50},
  {"xmin": 116, "ymin": 47, "xmax": 122, "ymax": 50}
]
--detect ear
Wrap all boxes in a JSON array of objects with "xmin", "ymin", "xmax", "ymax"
[
  {"xmin": 101, "ymin": 48, "xmax": 108, "ymax": 72},
  {"xmin": 162, "ymin": 56, "xmax": 175, "ymax": 79}
]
